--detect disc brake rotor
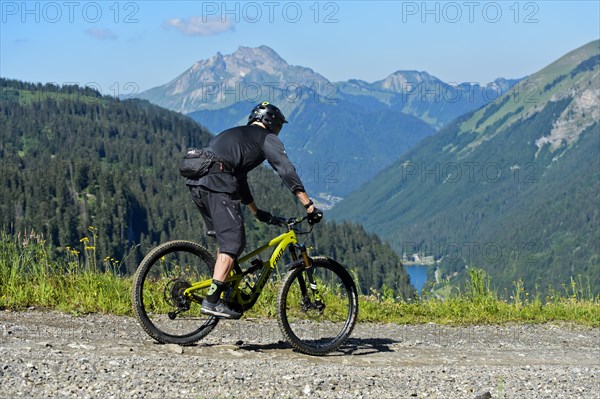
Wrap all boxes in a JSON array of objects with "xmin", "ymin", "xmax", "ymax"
[{"xmin": 164, "ymin": 278, "xmax": 192, "ymax": 310}]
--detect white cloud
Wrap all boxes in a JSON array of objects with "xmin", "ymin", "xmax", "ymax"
[
  {"xmin": 85, "ymin": 28, "xmax": 118, "ymax": 41},
  {"xmin": 164, "ymin": 16, "xmax": 234, "ymax": 37}
]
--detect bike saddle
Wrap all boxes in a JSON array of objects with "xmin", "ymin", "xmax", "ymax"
[{"xmin": 207, "ymin": 230, "xmax": 216, "ymax": 238}]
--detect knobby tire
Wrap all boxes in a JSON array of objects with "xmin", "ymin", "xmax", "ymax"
[{"xmin": 277, "ymin": 257, "xmax": 359, "ymax": 355}]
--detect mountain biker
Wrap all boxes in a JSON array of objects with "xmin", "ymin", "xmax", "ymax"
[{"xmin": 186, "ymin": 102, "xmax": 323, "ymax": 319}]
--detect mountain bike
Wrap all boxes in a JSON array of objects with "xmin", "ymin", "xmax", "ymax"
[{"xmin": 131, "ymin": 216, "xmax": 359, "ymax": 356}]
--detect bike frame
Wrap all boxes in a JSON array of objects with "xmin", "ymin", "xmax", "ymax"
[{"xmin": 183, "ymin": 228, "xmax": 303, "ymax": 308}]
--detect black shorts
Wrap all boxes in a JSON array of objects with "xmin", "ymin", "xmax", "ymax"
[{"xmin": 188, "ymin": 186, "xmax": 246, "ymax": 258}]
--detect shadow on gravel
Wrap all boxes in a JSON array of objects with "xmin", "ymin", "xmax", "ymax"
[
  {"xmin": 235, "ymin": 338, "xmax": 399, "ymax": 356},
  {"xmin": 237, "ymin": 341, "xmax": 293, "ymax": 352},
  {"xmin": 339, "ymin": 338, "xmax": 399, "ymax": 356}
]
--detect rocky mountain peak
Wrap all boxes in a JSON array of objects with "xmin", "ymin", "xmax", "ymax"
[
  {"xmin": 141, "ymin": 46, "xmax": 330, "ymax": 112},
  {"xmin": 374, "ymin": 70, "xmax": 441, "ymax": 92},
  {"xmin": 232, "ymin": 45, "xmax": 287, "ymax": 67}
]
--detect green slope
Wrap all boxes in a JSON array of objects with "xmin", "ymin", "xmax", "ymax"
[{"xmin": 331, "ymin": 40, "xmax": 600, "ymax": 295}]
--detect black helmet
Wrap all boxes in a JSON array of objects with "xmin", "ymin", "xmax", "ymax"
[{"xmin": 247, "ymin": 102, "xmax": 288, "ymax": 134}]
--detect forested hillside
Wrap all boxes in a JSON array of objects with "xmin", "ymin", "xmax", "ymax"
[
  {"xmin": 331, "ymin": 41, "xmax": 600, "ymax": 295},
  {"xmin": 0, "ymin": 79, "xmax": 412, "ymax": 297}
]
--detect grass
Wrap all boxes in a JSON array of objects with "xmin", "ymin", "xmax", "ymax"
[
  {"xmin": 2, "ymin": 87, "xmax": 107, "ymax": 106},
  {"xmin": 360, "ymin": 268, "xmax": 600, "ymax": 326},
  {"xmin": 0, "ymin": 231, "xmax": 131, "ymax": 315},
  {"xmin": 1, "ymin": 232, "xmax": 599, "ymax": 326}
]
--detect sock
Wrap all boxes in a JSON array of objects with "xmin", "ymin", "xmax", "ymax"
[{"xmin": 205, "ymin": 280, "xmax": 226, "ymax": 303}]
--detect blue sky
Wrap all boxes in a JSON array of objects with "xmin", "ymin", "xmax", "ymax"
[{"xmin": 1, "ymin": 1, "xmax": 599, "ymax": 96}]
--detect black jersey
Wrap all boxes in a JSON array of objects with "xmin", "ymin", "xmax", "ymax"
[{"xmin": 186, "ymin": 124, "xmax": 305, "ymax": 204}]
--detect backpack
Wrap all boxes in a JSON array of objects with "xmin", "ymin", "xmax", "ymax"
[{"xmin": 179, "ymin": 148, "xmax": 220, "ymax": 179}]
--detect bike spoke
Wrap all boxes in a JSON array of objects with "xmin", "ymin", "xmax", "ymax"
[{"xmin": 132, "ymin": 241, "xmax": 219, "ymax": 345}]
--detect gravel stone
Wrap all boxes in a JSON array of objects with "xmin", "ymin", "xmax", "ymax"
[{"xmin": 0, "ymin": 310, "xmax": 598, "ymax": 398}]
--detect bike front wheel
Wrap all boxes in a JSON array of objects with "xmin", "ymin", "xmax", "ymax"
[
  {"xmin": 277, "ymin": 256, "xmax": 359, "ymax": 355},
  {"xmin": 132, "ymin": 240, "xmax": 219, "ymax": 346}
]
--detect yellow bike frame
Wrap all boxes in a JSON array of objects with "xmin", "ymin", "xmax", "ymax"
[
  {"xmin": 243, "ymin": 229, "xmax": 298, "ymax": 270},
  {"xmin": 183, "ymin": 229, "xmax": 300, "ymax": 307}
]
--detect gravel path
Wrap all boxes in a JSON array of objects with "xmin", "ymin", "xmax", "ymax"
[{"xmin": 1, "ymin": 310, "xmax": 598, "ymax": 398}]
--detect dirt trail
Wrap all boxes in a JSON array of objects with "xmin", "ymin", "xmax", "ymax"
[{"xmin": 1, "ymin": 310, "xmax": 598, "ymax": 398}]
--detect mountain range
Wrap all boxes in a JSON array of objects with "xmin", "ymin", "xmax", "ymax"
[
  {"xmin": 331, "ymin": 40, "xmax": 600, "ymax": 295},
  {"xmin": 136, "ymin": 46, "xmax": 518, "ymax": 200}
]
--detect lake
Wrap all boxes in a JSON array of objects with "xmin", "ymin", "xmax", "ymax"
[{"xmin": 406, "ymin": 264, "xmax": 429, "ymax": 293}]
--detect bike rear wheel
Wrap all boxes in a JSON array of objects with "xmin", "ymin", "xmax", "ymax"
[
  {"xmin": 277, "ymin": 257, "xmax": 358, "ymax": 355},
  {"xmin": 132, "ymin": 240, "xmax": 219, "ymax": 345}
]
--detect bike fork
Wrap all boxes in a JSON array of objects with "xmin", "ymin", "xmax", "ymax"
[{"xmin": 296, "ymin": 244, "xmax": 324, "ymax": 310}]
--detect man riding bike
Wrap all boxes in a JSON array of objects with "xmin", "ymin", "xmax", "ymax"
[{"xmin": 186, "ymin": 102, "xmax": 323, "ymax": 319}]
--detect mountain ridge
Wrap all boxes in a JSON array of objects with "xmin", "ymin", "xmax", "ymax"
[
  {"xmin": 139, "ymin": 45, "xmax": 330, "ymax": 113},
  {"xmin": 138, "ymin": 45, "xmax": 518, "ymax": 119}
]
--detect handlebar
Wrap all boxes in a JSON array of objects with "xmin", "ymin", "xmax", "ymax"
[
  {"xmin": 286, "ymin": 215, "xmax": 308, "ymax": 226},
  {"xmin": 271, "ymin": 215, "xmax": 311, "ymax": 233}
]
